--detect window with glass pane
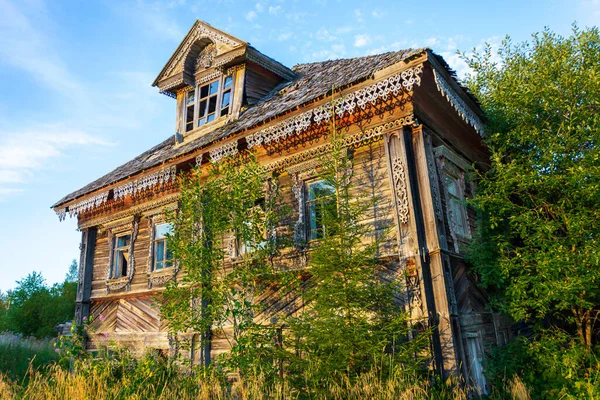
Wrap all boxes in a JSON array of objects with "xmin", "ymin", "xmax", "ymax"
[
  {"xmin": 237, "ymin": 201, "xmax": 267, "ymax": 256},
  {"xmin": 185, "ymin": 90, "xmax": 195, "ymax": 132},
  {"xmin": 220, "ymin": 75, "xmax": 232, "ymax": 116},
  {"xmin": 306, "ymin": 180, "xmax": 335, "ymax": 240},
  {"xmin": 113, "ymin": 234, "xmax": 131, "ymax": 278},
  {"xmin": 197, "ymin": 80, "xmax": 220, "ymax": 127},
  {"xmin": 445, "ymin": 174, "xmax": 467, "ymax": 236},
  {"xmin": 153, "ymin": 223, "xmax": 173, "ymax": 271}
]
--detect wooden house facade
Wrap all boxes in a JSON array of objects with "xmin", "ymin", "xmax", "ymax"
[{"xmin": 52, "ymin": 21, "xmax": 509, "ymax": 392}]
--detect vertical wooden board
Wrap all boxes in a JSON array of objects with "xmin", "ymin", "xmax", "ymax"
[
  {"xmin": 131, "ymin": 218, "xmax": 151, "ymax": 289},
  {"xmin": 91, "ymin": 233, "xmax": 109, "ymax": 296}
]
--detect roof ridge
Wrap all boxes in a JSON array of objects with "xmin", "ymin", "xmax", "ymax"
[{"xmin": 291, "ymin": 47, "xmax": 426, "ymax": 70}]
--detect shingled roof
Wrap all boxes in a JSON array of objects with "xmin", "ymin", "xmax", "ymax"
[{"xmin": 52, "ymin": 48, "xmax": 429, "ymax": 208}]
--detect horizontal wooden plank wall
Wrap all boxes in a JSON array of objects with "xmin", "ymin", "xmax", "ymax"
[{"xmin": 86, "ymin": 134, "xmax": 406, "ymax": 358}]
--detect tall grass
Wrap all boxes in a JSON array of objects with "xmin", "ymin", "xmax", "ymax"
[
  {"xmin": 0, "ymin": 332, "xmax": 58, "ymax": 381},
  {"xmin": 0, "ymin": 340, "xmax": 535, "ymax": 400}
]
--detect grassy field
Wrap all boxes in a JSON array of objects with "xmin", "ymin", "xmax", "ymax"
[
  {"xmin": 0, "ymin": 335, "xmax": 532, "ymax": 400},
  {"xmin": 0, "ymin": 333, "xmax": 58, "ymax": 382}
]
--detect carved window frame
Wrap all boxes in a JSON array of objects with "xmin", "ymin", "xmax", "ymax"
[
  {"xmin": 183, "ymin": 74, "xmax": 235, "ymax": 134},
  {"xmin": 152, "ymin": 222, "xmax": 174, "ymax": 272},
  {"xmin": 229, "ymin": 175, "xmax": 279, "ymax": 261},
  {"xmin": 288, "ymin": 149, "xmax": 352, "ymax": 250},
  {"xmin": 434, "ymin": 145, "xmax": 472, "ymax": 253},
  {"xmin": 105, "ymin": 216, "xmax": 139, "ymax": 292},
  {"xmin": 146, "ymin": 210, "xmax": 180, "ymax": 288}
]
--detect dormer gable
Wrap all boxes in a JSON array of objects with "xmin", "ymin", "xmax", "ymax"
[{"xmin": 152, "ymin": 20, "xmax": 295, "ymax": 144}]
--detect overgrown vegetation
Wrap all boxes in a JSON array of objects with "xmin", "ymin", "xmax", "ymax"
[
  {"xmin": 158, "ymin": 121, "xmax": 432, "ymax": 393},
  {"xmin": 462, "ymin": 25, "xmax": 600, "ymax": 398},
  {"xmin": 0, "ymin": 261, "xmax": 77, "ymax": 338}
]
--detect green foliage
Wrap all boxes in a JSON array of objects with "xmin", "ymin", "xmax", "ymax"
[
  {"xmin": 486, "ymin": 331, "xmax": 599, "ymax": 399},
  {"xmin": 462, "ymin": 24, "xmax": 600, "ymax": 398},
  {"xmin": 0, "ymin": 262, "xmax": 77, "ymax": 338},
  {"xmin": 284, "ymin": 131, "xmax": 428, "ymax": 387},
  {"xmin": 160, "ymin": 153, "xmax": 289, "ymax": 377},
  {"xmin": 0, "ymin": 333, "xmax": 58, "ymax": 381}
]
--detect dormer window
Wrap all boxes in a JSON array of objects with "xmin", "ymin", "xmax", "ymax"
[{"xmin": 184, "ymin": 75, "xmax": 233, "ymax": 132}]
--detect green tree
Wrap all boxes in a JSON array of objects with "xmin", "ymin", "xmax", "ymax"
[
  {"xmin": 2, "ymin": 263, "xmax": 77, "ymax": 338},
  {"xmin": 160, "ymin": 153, "xmax": 289, "ymax": 376},
  {"xmin": 462, "ymin": 25, "xmax": 600, "ymax": 397},
  {"xmin": 285, "ymin": 130, "xmax": 426, "ymax": 386}
]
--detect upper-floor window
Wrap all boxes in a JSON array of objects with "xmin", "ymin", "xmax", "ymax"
[
  {"xmin": 184, "ymin": 75, "xmax": 233, "ymax": 133},
  {"xmin": 444, "ymin": 174, "xmax": 469, "ymax": 237},
  {"xmin": 236, "ymin": 200, "xmax": 267, "ymax": 256},
  {"xmin": 306, "ymin": 180, "xmax": 335, "ymax": 240},
  {"xmin": 153, "ymin": 223, "xmax": 174, "ymax": 271},
  {"xmin": 112, "ymin": 234, "xmax": 131, "ymax": 278}
]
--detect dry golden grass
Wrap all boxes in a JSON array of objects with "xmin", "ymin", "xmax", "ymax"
[{"xmin": 0, "ymin": 363, "xmax": 479, "ymax": 400}]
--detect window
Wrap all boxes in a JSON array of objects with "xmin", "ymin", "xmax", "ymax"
[
  {"xmin": 306, "ymin": 180, "xmax": 335, "ymax": 240},
  {"xmin": 185, "ymin": 90, "xmax": 195, "ymax": 132},
  {"xmin": 236, "ymin": 200, "xmax": 267, "ymax": 256},
  {"xmin": 445, "ymin": 174, "xmax": 468, "ymax": 237},
  {"xmin": 185, "ymin": 75, "xmax": 233, "ymax": 132},
  {"xmin": 153, "ymin": 223, "xmax": 173, "ymax": 271},
  {"xmin": 112, "ymin": 234, "xmax": 131, "ymax": 278}
]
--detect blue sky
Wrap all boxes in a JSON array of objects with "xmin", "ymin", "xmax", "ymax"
[{"xmin": 0, "ymin": 0, "xmax": 597, "ymax": 291}]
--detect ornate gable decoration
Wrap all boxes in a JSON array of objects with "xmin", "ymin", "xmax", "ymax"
[
  {"xmin": 432, "ymin": 70, "xmax": 484, "ymax": 136},
  {"xmin": 153, "ymin": 21, "xmax": 245, "ymax": 94}
]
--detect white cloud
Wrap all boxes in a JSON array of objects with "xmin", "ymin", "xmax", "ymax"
[
  {"xmin": 286, "ymin": 12, "xmax": 308, "ymax": 23},
  {"xmin": 316, "ymin": 28, "xmax": 337, "ymax": 42},
  {"xmin": 268, "ymin": 5, "xmax": 281, "ymax": 15},
  {"xmin": 255, "ymin": 2, "xmax": 264, "ymax": 12},
  {"xmin": 372, "ymin": 9, "xmax": 385, "ymax": 18},
  {"xmin": 354, "ymin": 9, "xmax": 364, "ymax": 23},
  {"xmin": 0, "ymin": 170, "xmax": 24, "ymax": 184},
  {"xmin": 424, "ymin": 37, "xmax": 438, "ymax": 47},
  {"xmin": 0, "ymin": 187, "xmax": 23, "ymax": 201},
  {"xmin": 246, "ymin": 10, "xmax": 257, "ymax": 22},
  {"xmin": 354, "ymin": 34, "xmax": 371, "ymax": 48},
  {"xmin": 331, "ymin": 44, "xmax": 345, "ymax": 54},
  {"xmin": 0, "ymin": 126, "xmax": 113, "ymax": 199},
  {"xmin": 278, "ymin": 31, "xmax": 293, "ymax": 41},
  {"xmin": 335, "ymin": 26, "xmax": 352, "ymax": 34}
]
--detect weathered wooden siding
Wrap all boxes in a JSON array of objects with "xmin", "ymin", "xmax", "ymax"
[{"xmin": 85, "ymin": 135, "xmax": 405, "ymax": 357}]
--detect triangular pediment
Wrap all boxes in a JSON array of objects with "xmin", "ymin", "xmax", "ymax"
[{"xmin": 152, "ymin": 20, "xmax": 246, "ymax": 89}]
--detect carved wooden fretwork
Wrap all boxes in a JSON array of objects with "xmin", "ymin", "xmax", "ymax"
[
  {"xmin": 405, "ymin": 258, "xmax": 425, "ymax": 317},
  {"xmin": 209, "ymin": 141, "xmax": 238, "ymax": 162},
  {"xmin": 391, "ymin": 157, "xmax": 410, "ymax": 224},
  {"xmin": 57, "ymin": 191, "xmax": 110, "ymax": 221},
  {"xmin": 106, "ymin": 216, "xmax": 139, "ymax": 291},
  {"xmin": 159, "ymin": 78, "xmax": 185, "ymax": 96},
  {"xmin": 146, "ymin": 216, "xmax": 156, "ymax": 275},
  {"xmin": 197, "ymin": 70, "xmax": 222, "ymax": 85},
  {"xmin": 79, "ymin": 193, "xmax": 179, "ymax": 230},
  {"xmin": 213, "ymin": 48, "xmax": 246, "ymax": 69},
  {"xmin": 146, "ymin": 213, "xmax": 180, "ymax": 287},
  {"xmin": 196, "ymin": 43, "xmax": 217, "ymax": 69},
  {"xmin": 77, "ymin": 230, "xmax": 88, "ymax": 303},
  {"xmin": 105, "ymin": 229, "xmax": 114, "ymax": 281},
  {"xmin": 434, "ymin": 145, "xmax": 472, "ymax": 253},
  {"xmin": 163, "ymin": 23, "xmax": 243, "ymax": 79},
  {"xmin": 114, "ymin": 166, "xmax": 177, "ymax": 201},
  {"xmin": 264, "ymin": 114, "xmax": 415, "ymax": 173},
  {"xmin": 291, "ymin": 172, "xmax": 306, "ymax": 248},
  {"xmin": 246, "ymin": 65, "xmax": 423, "ymax": 149},
  {"xmin": 432, "ymin": 70, "xmax": 484, "ymax": 135},
  {"xmin": 424, "ymin": 134, "xmax": 443, "ymax": 222}
]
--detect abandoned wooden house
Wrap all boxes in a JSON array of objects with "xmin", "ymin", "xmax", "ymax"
[{"xmin": 52, "ymin": 20, "xmax": 509, "ymax": 392}]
